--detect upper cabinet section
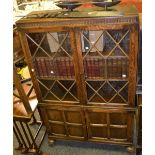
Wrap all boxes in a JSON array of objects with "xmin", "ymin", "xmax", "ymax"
[{"xmin": 16, "ymin": 11, "xmax": 139, "ymax": 106}]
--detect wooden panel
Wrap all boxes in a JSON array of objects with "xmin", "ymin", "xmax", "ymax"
[
  {"xmin": 47, "ymin": 109, "xmax": 63, "ymax": 121},
  {"xmin": 110, "ymin": 128, "xmax": 127, "ymax": 139},
  {"xmin": 85, "ymin": 107, "xmax": 134, "ymax": 143},
  {"xmin": 67, "ymin": 125, "xmax": 84, "ymax": 137},
  {"xmin": 39, "ymin": 104, "xmax": 87, "ymax": 139},
  {"xmin": 87, "ymin": 112, "xmax": 107, "ymax": 124},
  {"xmin": 110, "ymin": 113, "xmax": 127, "ymax": 125},
  {"xmin": 65, "ymin": 111, "xmax": 82, "ymax": 123},
  {"xmin": 49, "ymin": 123, "xmax": 66, "ymax": 135},
  {"xmin": 91, "ymin": 127, "xmax": 107, "ymax": 138}
]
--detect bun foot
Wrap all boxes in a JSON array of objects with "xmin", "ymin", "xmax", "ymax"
[
  {"xmin": 127, "ymin": 146, "xmax": 135, "ymax": 153},
  {"xmin": 48, "ymin": 138, "xmax": 55, "ymax": 145}
]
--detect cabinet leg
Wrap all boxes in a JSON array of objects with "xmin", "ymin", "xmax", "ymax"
[
  {"xmin": 136, "ymin": 146, "xmax": 142, "ymax": 155},
  {"xmin": 48, "ymin": 138, "xmax": 55, "ymax": 145},
  {"xmin": 15, "ymin": 144, "xmax": 24, "ymax": 150},
  {"xmin": 127, "ymin": 146, "xmax": 135, "ymax": 153}
]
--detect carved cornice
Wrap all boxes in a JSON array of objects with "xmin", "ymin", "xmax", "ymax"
[{"xmin": 16, "ymin": 16, "xmax": 139, "ymax": 30}]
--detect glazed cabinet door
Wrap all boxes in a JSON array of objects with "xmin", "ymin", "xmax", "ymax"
[
  {"xmin": 85, "ymin": 107, "xmax": 135, "ymax": 145},
  {"xmin": 39, "ymin": 105, "xmax": 87, "ymax": 140},
  {"xmin": 75, "ymin": 25, "xmax": 138, "ymax": 106},
  {"xmin": 20, "ymin": 30, "xmax": 81, "ymax": 104}
]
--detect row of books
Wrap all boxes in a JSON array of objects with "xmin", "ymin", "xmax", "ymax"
[
  {"xmin": 107, "ymin": 58, "xmax": 129, "ymax": 79},
  {"xmin": 33, "ymin": 57, "xmax": 75, "ymax": 78},
  {"xmin": 84, "ymin": 58, "xmax": 105, "ymax": 78},
  {"xmin": 84, "ymin": 57, "xmax": 129, "ymax": 79},
  {"xmin": 33, "ymin": 57, "xmax": 129, "ymax": 79}
]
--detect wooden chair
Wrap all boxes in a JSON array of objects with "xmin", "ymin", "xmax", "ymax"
[{"xmin": 13, "ymin": 62, "xmax": 47, "ymax": 154}]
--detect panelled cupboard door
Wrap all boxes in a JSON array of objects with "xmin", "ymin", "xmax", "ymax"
[
  {"xmin": 85, "ymin": 108, "xmax": 135, "ymax": 145},
  {"xmin": 39, "ymin": 105, "xmax": 87, "ymax": 140},
  {"xmin": 75, "ymin": 25, "xmax": 138, "ymax": 106},
  {"xmin": 22, "ymin": 30, "xmax": 82, "ymax": 104}
]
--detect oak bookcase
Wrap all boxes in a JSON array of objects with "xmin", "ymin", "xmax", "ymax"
[{"xmin": 16, "ymin": 9, "xmax": 139, "ymax": 150}]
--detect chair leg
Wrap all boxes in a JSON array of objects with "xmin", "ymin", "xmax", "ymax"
[
  {"xmin": 14, "ymin": 121, "xmax": 29, "ymax": 153},
  {"xmin": 13, "ymin": 126, "xmax": 24, "ymax": 150}
]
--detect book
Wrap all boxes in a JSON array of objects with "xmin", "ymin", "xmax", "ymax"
[
  {"xmin": 121, "ymin": 58, "xmax": 127, "ymax": 79},
  {"xmin": 94, "ymin": 58, "xmax": 100, "ymax": 78},
  {"xmin": 69, "ymin": 59, "xmax": 74, "ymax": 78},
  {"xmin": 40, "ymin": 58, "xmax": 48, "ymax": 77},
  {"xmin": 112, "ymin": 58, "xmax": 117, "ymax": 78},
  {"xmin": 36, "ymin": 58, "xmax": 43, "ymax": 78},
  {"xmin": 107, "ymin": 58, "xmax": 113, "ymax": 78},
  {"xmin": 99, "ymin": 58, "xmax": 105, "ymax": 78}
]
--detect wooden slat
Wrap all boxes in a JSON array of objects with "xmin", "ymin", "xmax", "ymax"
[{"xmin": 13, "ymin": 64, "xmax": 32, "ymax": 114}]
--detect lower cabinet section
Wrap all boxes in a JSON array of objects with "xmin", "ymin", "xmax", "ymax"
[
  {"xmin": 39, "ymin": 105, "xmax": 87, "ymax": 140},
  {"xmin": 85, "ymin": 108, "xmax": 134, "ymax": 145},
  {"xmin": 39, "ymin": 104, "xmax": 135, "ymax": 145}
]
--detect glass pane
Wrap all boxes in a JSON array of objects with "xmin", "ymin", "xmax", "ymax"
[
  {"xmin": 26, "ymin": 32, "xmax": 72, "ymax": 58},
  {"xmin": 86, "ymin": 81, "xmax": 128, "ymax": 104},
  {"xmin": 38, "ymin": 79, "xmax": 78, "ymax": 102}
]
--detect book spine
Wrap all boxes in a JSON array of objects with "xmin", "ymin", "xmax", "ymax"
[
  {"xmin": 99, "ymin": 58, "xmax": 102, "ymax": 78},
  {"xmin": 49, "ymin": 59, "xmax": 55, "ymax": 78},
  {"xmin": 70, "ymin": 60, "xmax": 75, "ymax": 78},
  {"xmin": 113, "ymin": 58, "xmax": 117, "ymax": 79},
  {"xmin": 66, "ymin": 58, "xmax": 71, "ymax": 79},
  {"xmin": 41, "ymin": 58, "xmax": 48, "ymax": 78},
  {"xmin": 33, "ymin": 59, "xmax": 39, "ymax": 78},
  {"xmin": 118, "ymin": 58, "xmax": 122, "ymax": 78},
  {"xmin": 94, "ymin": 58, "xmax": 100, "ymax": 78},
  {"xmin": 122, "ymin": 58, "xmax": 127, "ymax": 79},
  {"xmin": 87, "ymin": 58, "xmax": 91, "ymax": 78},
  {"xmin": 55, "ymin": 58, "xmax": 60, "ymax": 78},
  {"xmin": 116, "ymin": 58, "xmax": 119, "ymax": 78},
  {"xmin": 57, "ymin": 58, "xmax": 67, "ymax": 78},
  {"xmin": 38, "ymin": 58, "xmax": 43, "ymax": 78},
  {"xmin": 126, "ymin": 59, "xmax": 129, "ymax": 78},
  {"xmin": 64, "ymin": 57, "xmax": 69, "ymax": 78},
  {"xmin": 91, "ymin": 58, "xmax": 94, "ymax": 78},
  {"xmin": 91, "ymin": 58, "xmax": 95, "ymax": 78},
  {"xmin": 84, "ymin": 60, "xmax": 87, "ymax": 78},
  {"xmin": 62, "ymin": 58, "xmax": 67, "ymax": 78},
  {"xmin": 44, "ymin": 58, "xmax": 50, "ymax": 78},
  {"xmin": 107, "ymin": 59, "xmax": 111, "ymax": 79},
  {"xmin": 58, "ymin": 58, "xmax": 63, "ymax": 78}
]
